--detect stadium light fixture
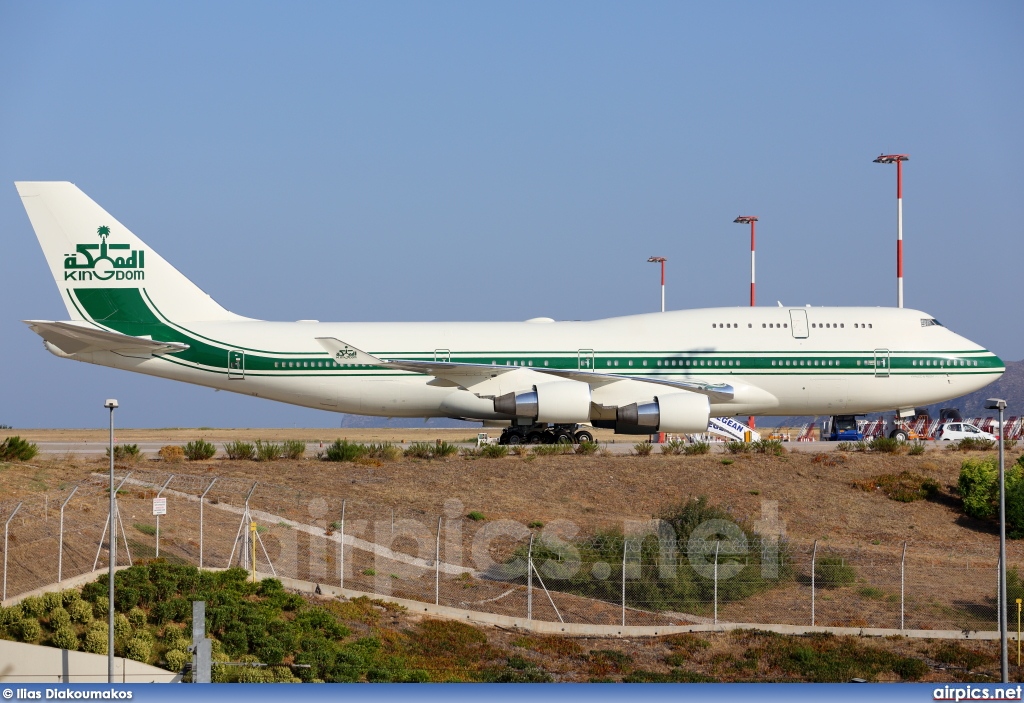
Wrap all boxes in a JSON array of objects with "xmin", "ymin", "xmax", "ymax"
[{"xmin": 873, "ymin": 154, "xmax": 909, "ymax": 308}]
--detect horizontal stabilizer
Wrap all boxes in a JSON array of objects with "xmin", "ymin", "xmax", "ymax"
[{"xmin": 24, "ymin": 320, "xmax": 189, "ymax": 356}]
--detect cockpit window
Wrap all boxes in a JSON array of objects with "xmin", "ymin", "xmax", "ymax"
[{"xmin": 921, "ymin": 318, "xmax": 943, "ymax": 327}]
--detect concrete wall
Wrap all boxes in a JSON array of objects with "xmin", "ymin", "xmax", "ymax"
[{"xmin": 0, "ymin": 639, "xmax": 179, "ymax": 683}]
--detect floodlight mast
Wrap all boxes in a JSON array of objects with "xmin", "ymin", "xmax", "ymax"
[
  {"xmin": 103, "ymin": 398, "xmax": 118, "ymax": 684},
  {"xmin": 873, "ymin": 154, "xmax": 909, "ymax": 308},
  {"xmin": 647, "ymin": 257, "xmax": 667, "ymax": 313},
  {"xmin": 733, "ymin": 216, "xmax": 758, "ymax": 307}
]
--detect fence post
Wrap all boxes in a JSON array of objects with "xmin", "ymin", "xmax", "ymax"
[
  {"xmin": 340, "ymin": 500, "xmax": 346, "ymax": 590},
  {"xmin": 435, "ymin": 516, "xmax": 441, "ymax": 606},
  {"xmin": 527, "ymin": 533, "xmax": 534, "ymax": 621},
  {"xmin": 714, "ymin": 541, "xmax": 720, "ymax": 626},
  {"xmin": 3, "ymin": 502, "xmax": 23, "ymax": 602},
  {"xmin": 900, "ymin": 541, "xmax": 907, "ymax": 630},
  {"xmin": 58, "ymin": 486, "xmax": 79, "ymax": 583},
  {"xmin": 811, "ymin": 540, "xmax": 818, "ymax": 627},
  {"xmin": 622, "ymin": 537, "xmax": 627, "ymax": 627},
  {"xmin": 155, "ymin": 475, "xmax": 174, "ymax": 559},
  {"xmin": 199, "ymin": 478, "xmax": 216, "ymax": 569}
]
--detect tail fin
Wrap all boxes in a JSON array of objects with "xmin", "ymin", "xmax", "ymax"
[{"xmin": 16, "ymin": 182, "xmax": 245, "ymax": 323}]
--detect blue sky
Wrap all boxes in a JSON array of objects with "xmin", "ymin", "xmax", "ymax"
[{"xmin": 1, "ymin": 1, "xmax": 1021, "ymax": 428}]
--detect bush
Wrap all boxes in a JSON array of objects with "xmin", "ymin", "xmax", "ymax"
[
  {"xmin": 124, "ymin": 636, "xmax": 152, "ymax": 662},
  {"xmin": 510, "ymin": 444, "xmax": 529, "ymax": 456},
  {"xmin": 0, "ymin": 436, "xmax": 38, "ymax": 461},
  {"xmin": 661, "ymin": 440, "xmax": 686, "ymax": 455},
  {"xmin": 725, "ymin": 441, "xmax": 750, "ymax": 454},
  {"xmin": 908, "ymin": 441, "xmax": 926, "ymax": 456},
  {"xmin": 183, "ymin": 439, "xmax": 216, "ymax": 461},
  {"xmin": 814, "ymin": 556, "xmax": 855, "ymax": 588},
  {"xmin": 633, "ymin": 441, "xmax": 654, "ymax": 457},
  {"xmin": 958, "ymin": 457, "xmax": 1002, "ymax": 520},
  {"xmin": 751, "ymin": 439, "xmax": 785, "ymax": 455},
  {"xmin": 323, "ymin": 439, "xmax": 367, "ymax": 462},
  {"xmin": 467, "ymin": 511, "xmax": 486, "ymax": 521},
  {"xmin": 532, "ymin": 443, "xmax": 573, "ymax": 456},
  {"xmin": 17, "ymin": 617, "xmax": 42, "ymax": 643},
  {"xmin": 224, "ymin": 440, "xmax": 256, "ymax": 461},
  {"xmin": 950, "ymin": 437, "xmax": 997, "ymax": 452},
  {"xmin": 255, "ymin": 440, "xmax": 282, "ymax": 462},
  {"xmin": 83, "ymin": 623, "xmax": 108, "ymax": 654},
  {"xmin": 158, "ymin": 445, "xmax": 185, "ymax": 463},
  {"xmin": 433, "ymin": 441, "xmax": 459, "ymax": 458},
  {"xmin": 683, "ymin": 441, "xmax": 711, "ymax": 456},
  {"xmin": 480, "ymin": 443, "xmax": 509, "ymax": 459},
  {"xmin": 282, "ymin": 439, "xmax": 306, "ymax": 460},
  {"xmin": 113, "ymin": 612, "xmax": 132, "ymax": 642},
  {"xmin": 403, "ymin": 442, "xmax": 434, "ymax": 459},
  {"xmin": 574, "ymin": 441, "xmax": 599, "ymax": 455},
  {"xmin": 854, "ymin": 472, "xmax": 940, "ymax": 502},
  {"xmin": 106, "ymin": 444, "xmax": 141, "ymax": 462},
  {"xmin": 365, "ymin": 442, "xmax": 400, "ymax": 461},
  {"xmin": 21, "ymin": 596, "xmax": 45, "ymax": 618},
  {"xmin": 51, "ymin": 625, "xmax": 79, "ymax": 651},
  {"xmin": 165, "ymin": 648, "xmax": 190, "ymax": 672},
  {"xmin": 835, "ymin": 442, "xmax": 855, "ymax": 452},
  {"xmin": 49, "ymin": 606, "xmax": 71, "ymax": 629},
  {"xmin": 134, "ymin": 523, "xmax": 157, "ymax": 536},
  {"xmin": 42, "ymin": 591, "xmax": 63, "ymax": 613},
  {"xmin": 68, "ymin": 599, "xmax": 93, "ymax": 624},
  {"xmin": 868, "ymin": 437, "xmax": 904, "ymax": 454},
  {"xmin": 128, "ymin": 606, "xmax": 147, "ymax": 629}
]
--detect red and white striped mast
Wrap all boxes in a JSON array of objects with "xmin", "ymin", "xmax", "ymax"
[
  {"xmin": 873, "ymin": 154, "xmax": 909, "ymax": 308},
  {"xmin": 733, "ymin": 215, "xmax": 758, "ymax": 431},
  {"xmin": 733, "ymin": 216, "xmax": 758, "ymax": 306},
  {"xmin": 647, "ymin": 256, "xmax": 667, "ymax": 312}
]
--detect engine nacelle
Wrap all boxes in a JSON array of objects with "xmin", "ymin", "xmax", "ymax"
[
  {"xmin": 616, "ymin": 393, "xmax": 710, "ymax": 434},
  {"xmin": 493, "ymin": 381, "xmax": 592, "ymax": 423}
]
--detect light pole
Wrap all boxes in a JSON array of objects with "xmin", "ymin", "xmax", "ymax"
[
  {"xmin": 987, "ymin": 397, "xmax": 1008, "ymax": 682},
  {"xmin": 733, "ymin": 216, "xmax": 758, "ymax": 307},
  {"xmin": 647, "ymin": 257, "xmax": 667, "ymax": 312},
  {"xmin": 873, "ymin": 153, "xmax": 909, "ymax": 308},
  {"xmin": 104, "ymin": 398, "xmax": 118, "ymax": 683},
  {"xmin": 734, "ymin": 216, "xmax": 758, "ymax": 430}
]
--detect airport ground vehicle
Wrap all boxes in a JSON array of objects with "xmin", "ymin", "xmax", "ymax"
[
  {"xmin": 825, "ymin": 415, "xmax": 864, "ymax": 441},
  {"xmin": 498, "ymin": 423, "xmax": 594, "ymax": 445},
  {"xmin": 934, "ymin": 422, "xmax": 997, "ymax": 442}
]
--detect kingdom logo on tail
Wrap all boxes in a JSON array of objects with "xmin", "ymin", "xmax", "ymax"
[{"xmin": 63, "ymin": 225, "xmax": 146, "ymax": 282}]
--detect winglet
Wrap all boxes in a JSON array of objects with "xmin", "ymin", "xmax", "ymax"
[{"xmin": 314, "ymin": 338, "xmax": 387, "ymax": 366}]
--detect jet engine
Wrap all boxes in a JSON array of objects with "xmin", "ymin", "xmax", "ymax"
[
  {"xmin": 493, "ymin": 380, "xmax": 592, "ymax": 423},
  {"xmin": 615, "ymin": 392, "xmax": 710, "ymax": 434}
]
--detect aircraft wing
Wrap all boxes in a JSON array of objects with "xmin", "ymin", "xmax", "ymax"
[
  {"xmin": 25, "ymin": 320, "xmax": 189, "ymax": 356},
  {"xmin": 315, "ymin": 337, "xmax": 733, "ymax": 402}
]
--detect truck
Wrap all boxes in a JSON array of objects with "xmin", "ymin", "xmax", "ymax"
[
  {"xmin": 824, "ymin": 415, "xmax": 864, "ymax": 442},
  {"xmin": 498, "ymin": 423, "xmax": 595, "ymax": 445}
]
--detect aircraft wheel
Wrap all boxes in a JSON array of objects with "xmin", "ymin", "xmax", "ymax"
[
  {"xmin": 575, "ymin": 430, "xmax": 594, "ymax": 444},
  {"xmin": 507, "ymin": 433, "xmax": 523, "ymax": 445},
  {"xmin": 890, "ymin": 430, "xmax": 908, "ymax": 441},
  {"xmin": 542, "ymin": 431, "xmax": 557, "ymax": 444},
  {"xmin": 526, "ymin": 431, "xmax": 544, "ymax": 444},
  {"xmin": 555, "ymin": 432, "xmax": 574, "ymax": 445}
]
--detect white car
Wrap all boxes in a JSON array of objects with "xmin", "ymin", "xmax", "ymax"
[{"xmin": 934, "ymin": 422, "xmax": 997, "ymax": 442}]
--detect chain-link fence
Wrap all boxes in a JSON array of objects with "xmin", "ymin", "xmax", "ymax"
[{"xmin": 1, "ymin": 468, "xmax": 1017, "ymax": 632}]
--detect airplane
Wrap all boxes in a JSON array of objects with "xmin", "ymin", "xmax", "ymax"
[{"xmin": 16, "ymin": 181, "xmax": 1005, "ymax": 441}]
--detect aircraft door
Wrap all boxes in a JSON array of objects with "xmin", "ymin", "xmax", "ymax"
[
  {"xmin": 789, "ymin": 310, "xmax": 809, "ymax": 338},
  {"xmin": 873, "ymin": 349, "xmax": 891, "ymax": 378},
  {"xmin": 578, "ymin": 349, "xmax": 595, "ymax": 371},
  {"xmin": 228, "ymin": 350, "xmax": 245, "ymax": 380}
]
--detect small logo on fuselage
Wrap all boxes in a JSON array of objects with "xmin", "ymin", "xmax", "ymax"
[{"xmin": 63, "ymin": 225, "xmax": 146, "ymax": 281}]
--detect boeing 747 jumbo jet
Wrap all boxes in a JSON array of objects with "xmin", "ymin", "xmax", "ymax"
[{"xmin": 16, "ymin": 182, "xmax": 1004, "ymax": 440}]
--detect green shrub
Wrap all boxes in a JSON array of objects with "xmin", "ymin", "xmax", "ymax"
[
  {"xmin": 165, "ymin": 648, "xmax": 190, "ymax": 672},
  {"xmin": 683, "ymin": 441, "xmax": 711, "ymax": 456},
  {"xmin": 751, "ymin": 439, "xmax": 785, "ymax": 456},
  {"xmin": 403, "ymin": 442, "xmax": 434, "ymax": 459},
  {"xmin": 255, "ymin": 440, "xmax": 282, "ymax": 462},
  {"xmin": 51, "ymin": 625, "xmax": 79, "ymax": 651},
  {"xmin": 510, "ymin": 444, "xmax": 529, "ymax": 456},
  {"xmin": 950, "ymin": 437, "xmax": 997, "ymax": 452},
  {"xmin": 282, "ymin": 439, "xmax": 306, "ymax": 460},
  {"xmin": 158, "ymin": 445, "xmax": 185, "ymax": 463},
  {"xmin": 49, "ymin": 606, "xmax": 71, "ymax": 629},
  {"xmin": 575, "ymin": 441, "xmax": 599, "ymax": 455},
  {"xmin": 42, "ymin": 590, "xmax": 63, "ymax": 613},
  {"xmin": 128, "ymin": 606, "xmax": 147, "ymax": 629},
  {"xmin": 134, "ymin": 523, "xmax": 157, "ymax": 536},
  {"xmin": 224, "ymin": 441, "xmax": 255, "ymax": 461},
  {"xmin": 365, "ymin": 442, "xmax": 401, "ymax": 461},
  {"xmin": 835, "ymin": 442, "xmax": 855, "ymax": 452},
  {"xmin": 661, "ymin": 439, "xmax": 686, "ymax": 455},
  {"xmin": 633, "ymin": 441, "xmax": 654, "ymax": 456},
  {"xmin": 854, "ymin": 441, "xmax": 869, "ymax": 452},
  {"xmin": 868, "ymin": 437, "xmax": 904, "ymax": 453},
  {"xmin": 106, "ymin": 444, "xmax": 141, "ymax": 462},
  {"xmin": 532, "ymin": 443, "xmax": 572, "ymax": 456},
  {"xmin": 68, "ymin": 599, "xmax": 93, "ymax": 624},
  {"xmin": 855, "ymin": 472, "xmax": 940, "ymax": 502},
  {"xmin": 725, "ymin": 441, "xmax": 750, "ymax": 454},
  {"xmin": 183, "ymin": 439, "xmax": 216, "ymax": 461},
  {"xmin": 113, "ymin": 612, "xmax": 132, "ymax": 642},
  {"xmin": 814, "ymin": 556, "xmax": 855, "ymax": 588},
  {"xmin": 323, "ymin": 439, "xmax": 367, "ymax": 462},
  {"xmin": 0, "ymin": 436, "xmax": 38, "ymax": 461},
  {"xmin": 908, "ymin": 441, "xmax": 926, "ymax": 456},
  {"xmin": 17, "ymin": 617, "xmax": 42, "ymax": 643},
  {"xmin": 958, "ymin": 457, "xmax": 1001, "ymax": 520},
  {"xmin": 467, "ymin": 511, "xmax": 486, "ymax": 521},
  {"xmin": 83, "ymin": 624, "xmax": 108, "ymax": 654},
  {"xmin": 124, "ymin": 636, "xmax": 152, "ymax": 662},
  {"xmin": 20, "ymin": 596, "xmax": 45, "ymax": 618},
  {"xmin": 480, "ymin": 443, "xmax": 509, "ymax": 459},
  {"xmin": 433, "ymin": 441, "xmax": 459, "ymax": 458},
  {"xmin": 0, "ymin": 604, "xmax": 23, "ymax": 628}
]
